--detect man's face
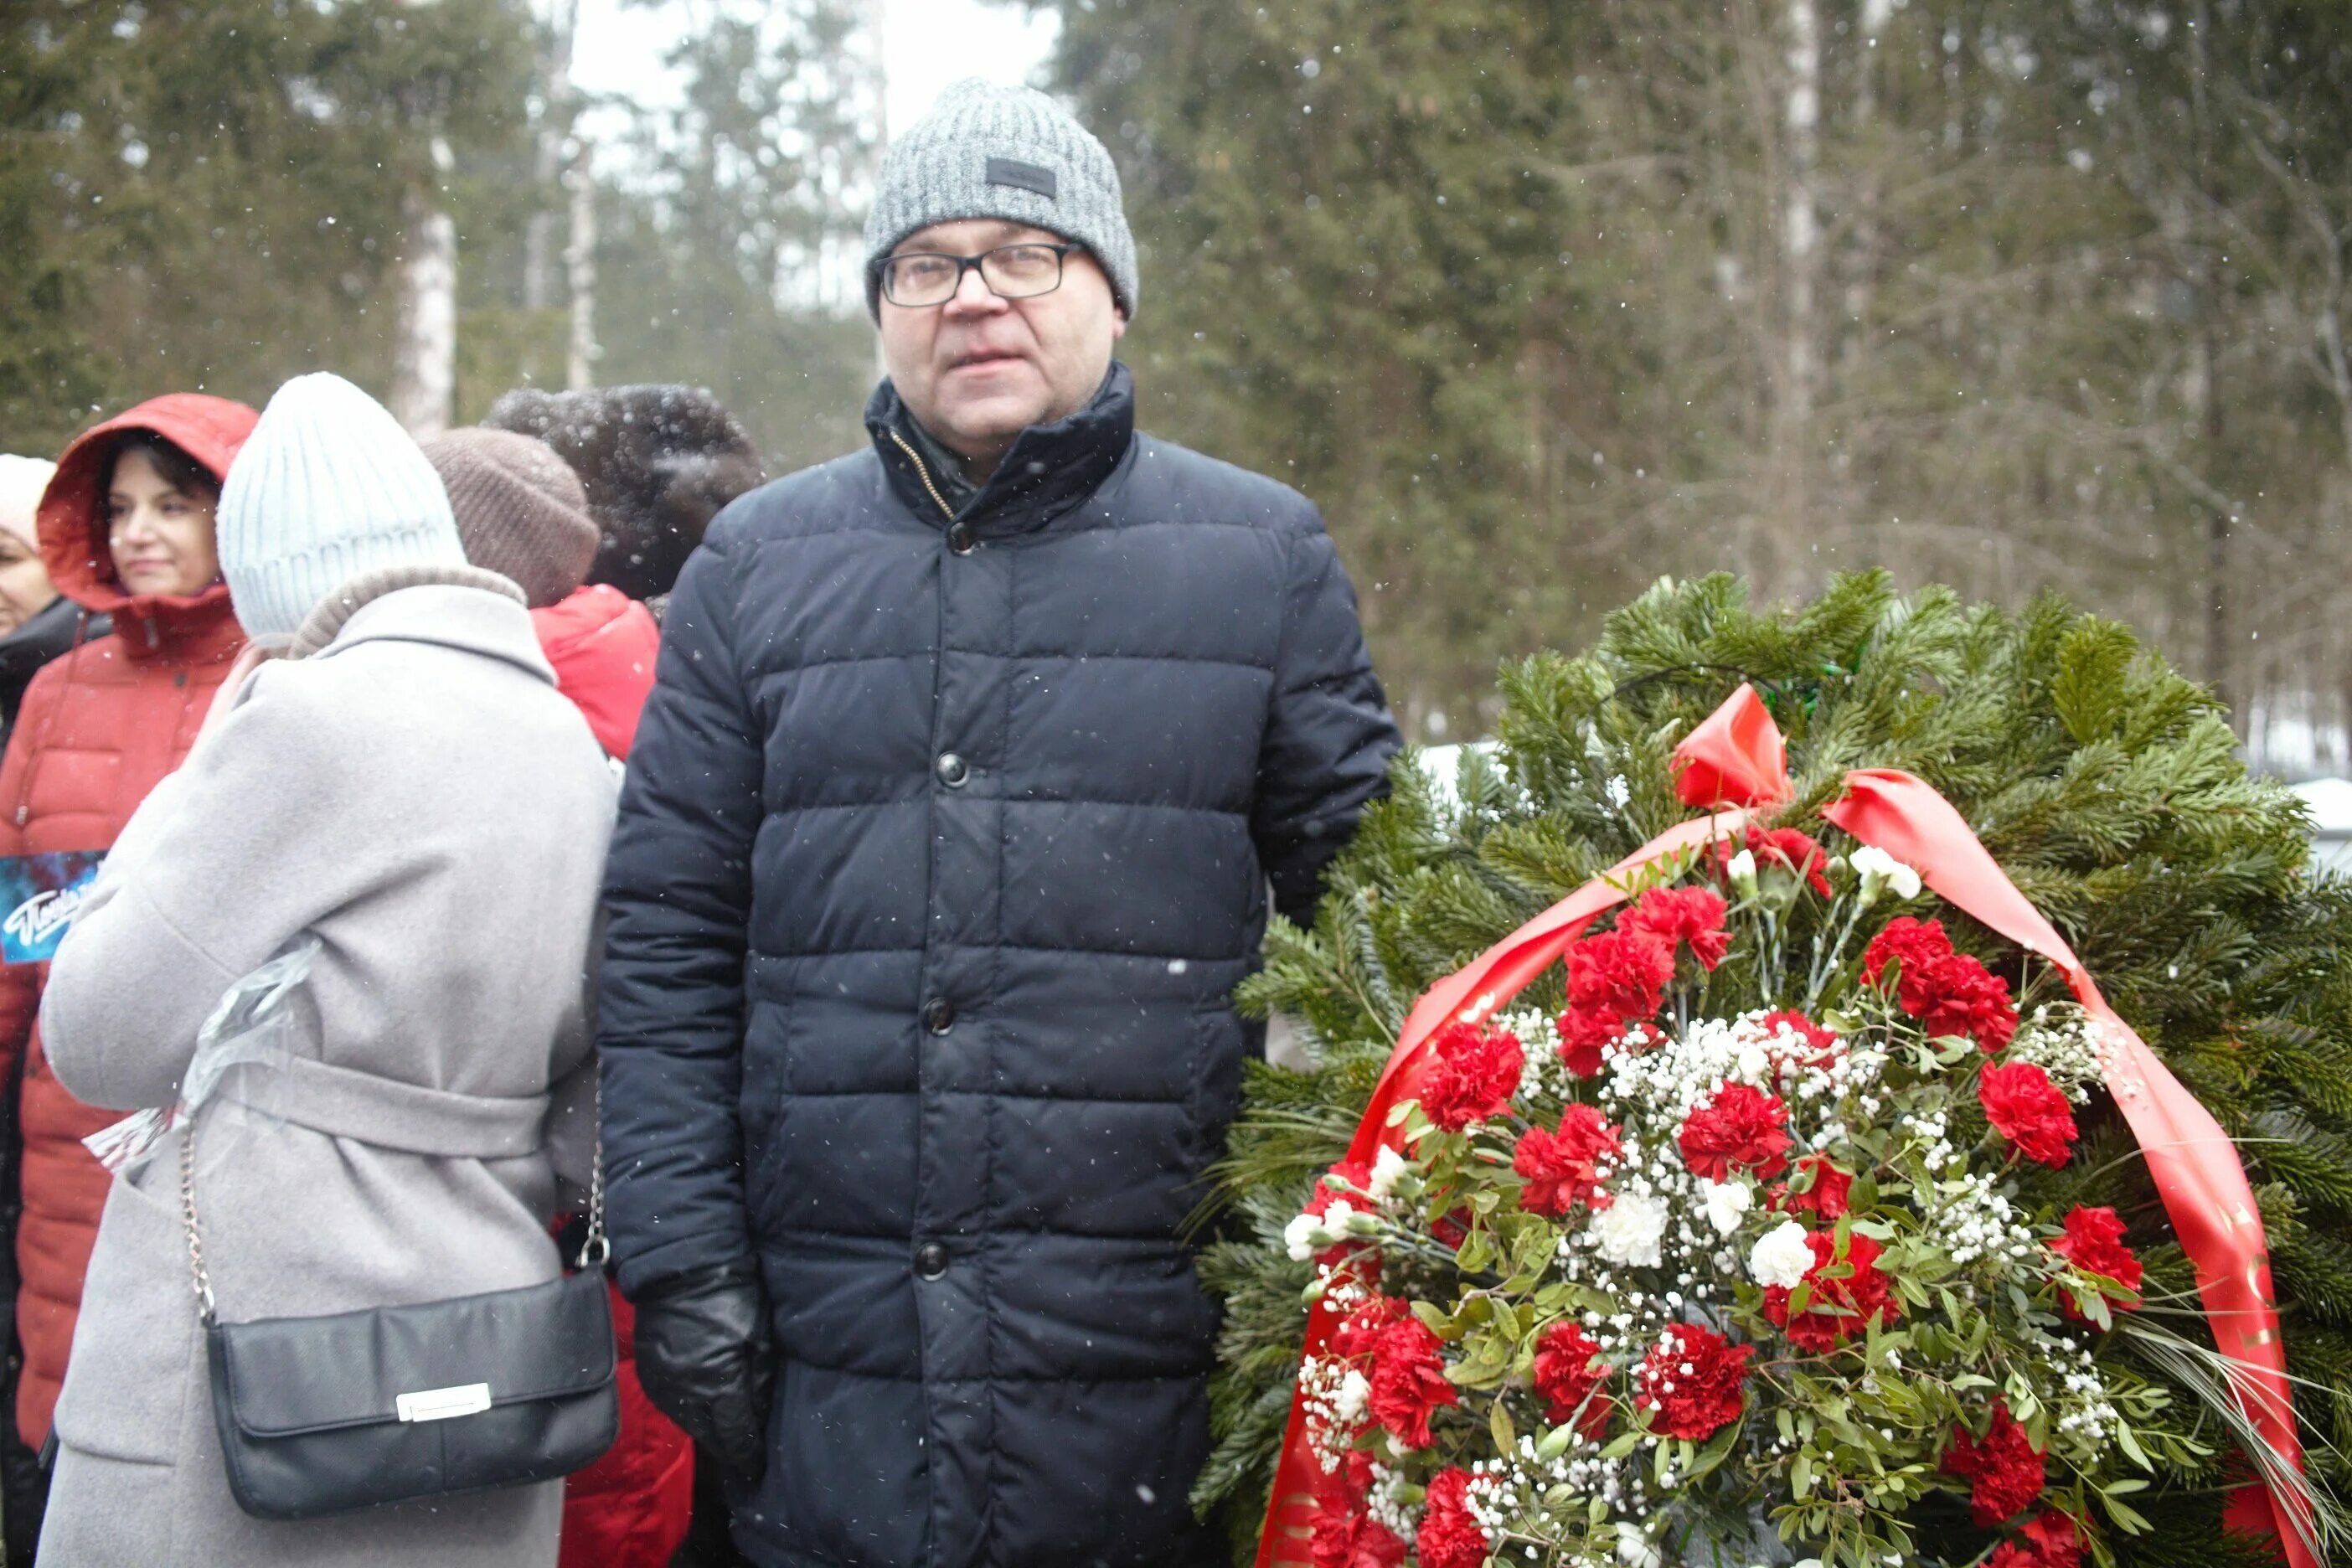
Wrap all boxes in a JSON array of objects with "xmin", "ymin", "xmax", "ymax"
[{"xmin": 878, "ymin": 218, "xmax": 1126, "ymax": 473}]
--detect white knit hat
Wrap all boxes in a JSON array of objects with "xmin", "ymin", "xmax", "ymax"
[
  {"xmin": 0, "ymin": 456, "xmax": 55, "ymax": 549},
  {"xmin": 218, "ymin": 373, "xmax": 466, "ymax": 637}
]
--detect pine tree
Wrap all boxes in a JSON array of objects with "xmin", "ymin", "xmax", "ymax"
[{"xmin": 1196, "ymin": 570, "xmax": 2352, "ymax": 1566}]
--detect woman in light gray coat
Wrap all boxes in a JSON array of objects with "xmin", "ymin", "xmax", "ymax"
[{"xmin": 32, "ymin": 373, "xmax": 618, "ymax": 1565}]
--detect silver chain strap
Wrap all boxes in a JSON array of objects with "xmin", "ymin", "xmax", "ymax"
[
  {"xmin": 179, "ymin": 1113, "xmax": 217, "ymax": 1325},
  {"xmin": 178, "ymin": 1078, "xmax": 610, "ymax": 1328},
  {"xmin": 575, "ymin": 1080, "xmax": 609, "ymax": 1271}
]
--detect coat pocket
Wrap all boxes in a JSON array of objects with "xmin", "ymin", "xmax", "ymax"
[{"xmin": 49, "ymin": 1163, "xmax": 199, "ymax": 1466}]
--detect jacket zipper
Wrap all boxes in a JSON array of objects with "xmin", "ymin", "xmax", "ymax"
[{"xmin": 885, "ymin": 429, "xmax": 957, "ymax": 523}]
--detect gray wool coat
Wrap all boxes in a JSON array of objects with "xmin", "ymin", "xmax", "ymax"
[{"xmin": 31, "ymin": 572, "xmax": 616, "ymax": 1566}]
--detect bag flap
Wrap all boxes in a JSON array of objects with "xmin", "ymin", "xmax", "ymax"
[{"xmin": 214, "ymin": 1271, "xmax": 615, "ymax": 1438}]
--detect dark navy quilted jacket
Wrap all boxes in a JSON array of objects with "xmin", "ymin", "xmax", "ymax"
[{"xmin": 598, "ymin": 364, "xmax": 1400, "ymax": 1567}]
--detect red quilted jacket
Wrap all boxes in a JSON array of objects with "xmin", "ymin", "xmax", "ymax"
[
  {"xmin": 537, "ymin": 583, "xmax": 695, "ymax": 1568},
  {"xmin": 0, "ymin": 395, "xmax": 253, "ymax": 1447}
]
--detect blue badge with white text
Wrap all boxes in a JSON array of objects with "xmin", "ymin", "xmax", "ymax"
[{"xmin": 0, "ymin": 851, "xmax": 107, "ymax": 964}]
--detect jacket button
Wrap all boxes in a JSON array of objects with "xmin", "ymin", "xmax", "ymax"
[
  {"xmin": 946, "ymin": 521, "xmax": 976, "ymax": 554},
  {"xmin": 921, "ymin": 998, "xmax": 956, "ymax": 1035},
  {"xmin": 915, "ymin": 1241, "xmax": 949, "ymax": 1280},
  {"xmin": 935, "ymin": 752, "xmax": 969, "ymax": 787}
]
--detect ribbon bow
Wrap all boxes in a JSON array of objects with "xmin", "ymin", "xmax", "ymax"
[{"xmin": 1256, "ymin": 685, "xmax": 2311, "ymax": 1567}]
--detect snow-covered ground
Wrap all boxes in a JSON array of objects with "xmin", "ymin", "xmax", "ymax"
[{"xmin": 2293, "ymin": 778, "xmax": 2352, "ymax": 876}]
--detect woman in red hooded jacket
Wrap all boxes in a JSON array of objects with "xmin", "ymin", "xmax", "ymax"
[{"xmin": 0, "ymin": 395, "xmax": 253, "ymax": 1556}]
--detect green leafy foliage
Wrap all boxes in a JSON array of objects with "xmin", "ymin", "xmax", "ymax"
[{"xmin": 1199, "ymin": 572, "xmax": 2352, "ymax": 1564}]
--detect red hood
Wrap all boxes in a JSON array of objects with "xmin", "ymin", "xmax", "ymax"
[
  {"xmin": 532, "ymin": 584, "xmax": 660, "ymax": 760},
  {"xmin": 37, "ymin": 394, "xmax": 257, "ymax": 647}
]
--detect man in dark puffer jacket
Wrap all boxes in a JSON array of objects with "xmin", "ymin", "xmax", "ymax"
[{"xmin": 600, "ymin": 79, "xmax": 1402, "ymax": 1568}]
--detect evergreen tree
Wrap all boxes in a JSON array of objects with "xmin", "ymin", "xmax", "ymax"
[
  {"xmin": 1195, "ymin": 570, "xmax": 2352, "ymax": 1565},
  {"xmin": 0, "ymin": 0, "xmax": 536, "ymax": 449},
  {"xmin": 1042, "ymin": 0, "xmax": 2352, "ymax": 761}
]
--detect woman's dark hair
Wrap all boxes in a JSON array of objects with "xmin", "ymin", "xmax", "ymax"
[{"xmin": 106, "ymin": 434, "xmax": 219, "ymax": 503}]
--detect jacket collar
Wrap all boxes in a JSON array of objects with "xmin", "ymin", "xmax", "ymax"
[
  {"xmin": 865, "ymin": 361, "xmax": 1134, "ymax": 537},
  {"xmin": 296, "ymin": 564, "xmax": 549, "ymax": 684}
]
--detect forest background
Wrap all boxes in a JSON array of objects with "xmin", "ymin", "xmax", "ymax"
[{"xmin": 8, "ymin": 0, "xmax": 2352, "ymax": 774}]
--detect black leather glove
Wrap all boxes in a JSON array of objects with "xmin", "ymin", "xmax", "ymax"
[{"xmin": 632, "ymin": 1266, "xmax": 774, "ymax": 1484}]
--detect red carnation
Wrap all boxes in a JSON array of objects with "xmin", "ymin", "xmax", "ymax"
[
  {"xmin": 1979, "ymin": 1060, "xmax": 2078, "ymax": 1168},
  {"xmin": 1944, "ymin": 1401, "xmax": 2047, "ymax": 1526},
  {"xmin": 1330, "ymin": 1295, "xmax": 1407, "ymax": 1361},
  {"xmin": 1621, "ymin": 885, "xmax": 1732, "ymax": 971},
  {"xmin": 1365, "ymin": 1317, "xmax": 1457, "ymax": 1450},
  {"xmin": 1864, "ymin": 918, "xmax": 2019, "ymax": 1053},
  {"xmin": 1533, "ymin": 1322, "xmax": 1612, "ymax": 1434},
  {"xmin": 1514, "ymin": 1104, "xmax": 1622, "ymax": 1216},
  {"xmin": 1634, "ymin": 1323, "xmax": 1751, "ymax": 1440},
  {"xmin": 1747, "ymin": 824, "xmax": 1834, "ymax": 898},
  {"xmin": 1782, "ymin": 1153, "xmax": 1853, "ymax": 1220},
  {"xmin": 1989, "ymin": 1510, "xmax": 2084, "ymax": 1568},
  {"xmin": 1303, "ymin": 1159, "xmax": 1374, "ymax": 1221},
  {"xmin": 1678, "ymin": 1081, "xmax": 1792, "ymax": 1181},
  {"xmin": 1416, "ymin": 1468, "xmax": 1489, "ymax": 1568},
  {"xmin": 1757, "ymin": 1008, "xmax": 1842, "ymax": 1071},
  {"xmin": 1762, "ymin": 1229, "xmax": 1899, "ymax": 1352},
  {"xmin": 2049, "ymin": 1205, "xmax": 2143, "ymax": 1320},
  {"xmin": 1419, "ymin": 1022, "xmax": 1524, "ymax": 1130},
  {"xmin": 1566, "ymin": 928, "xmax": 1677, "ymax": 1022},
  {"xmin": 1309, "ymin": 1448, "xmax": 1389, "ymax": 1568},
  {"xmin": 1863, "ymin": 915, "xmax": 1952, "ymax": 985},
  {"xmin": 1555, "ymin": 1005, "xmax": 1624, "ymax": 1079},
  {"xmin": 1310, "ymin": 1464, "xmax": 1407, "ymax": 1568},
  {"xmin": 1911, "ymin": 951, "xmax": 2019, "ymax": 1053}
]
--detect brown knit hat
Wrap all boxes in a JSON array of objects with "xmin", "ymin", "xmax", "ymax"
[{"xmin": 422, "ymin": 427, "xmax": 600, "ymax": 609}]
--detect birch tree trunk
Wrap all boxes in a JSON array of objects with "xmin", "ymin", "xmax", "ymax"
[
  {"xmin": 391, "ymin": 135, "xmax": 457, "ymax": 439},
  {"xmin": 1779, "ymin": 0, "xmax": 1821, "ymax": 438},
  {"xmin": 565, "ymin": 140, "xmax": 598, "ymax": 391},
  {"xmin": 524, "ymin": 0, "xmax": 578, "ymax": 318}
]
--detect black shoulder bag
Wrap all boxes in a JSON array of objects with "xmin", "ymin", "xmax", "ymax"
[{"xmin": 179, "ymin": 1106, "xmax": 620, "ymax": 1520}]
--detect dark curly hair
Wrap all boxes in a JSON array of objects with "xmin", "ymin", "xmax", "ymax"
[{"xmin": 482, "ymin": 385, "xmax": 764, "ymax": 602}]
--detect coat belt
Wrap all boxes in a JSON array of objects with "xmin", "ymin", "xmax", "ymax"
[{"xmin": 219, "ymin": 1055, "xmax": 551, "ymax": 1159}]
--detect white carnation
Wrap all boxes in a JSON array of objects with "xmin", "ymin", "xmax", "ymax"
[
  {"xmin": 1700, "ymin": 1179, "xmax": 1752, "ymax": 1237},
  {"xmin": 1749, "ymin": 1218, "xmax": 1815, "ymax": 1289},
  {"xmin": 1590, "ymin": 1191, "xmax": 1668, "ymax": 1268},
  {"xmin": 1284, "ymin": 1199, "xmax": 1354, "ymax": 1261},
  {"xmin": 1850, "ymin": 844, "xmax": 1922, "ymax": 903},
  {"xmin": 1368, "ymin": 1144, "xmax": 1411, "ymax": 1201}
]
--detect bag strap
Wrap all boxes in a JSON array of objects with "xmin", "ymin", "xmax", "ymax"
[
  {"xmin": 179, "ymin": 1112, "xmax": 216, "ymax": 1326},
  {"xmin": 178, "ymin": 1079, "xmax": 608, "ymax": 1328}
]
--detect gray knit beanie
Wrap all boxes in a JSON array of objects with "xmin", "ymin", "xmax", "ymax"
[
  {"xmin": 424, "ymin": 427, "xmax": 599, "ymax": 609},
  {"xmin": 863, "ymin": 79, "xmax": 1137, "ymax": 320},
  {"xmin": 217, "ymin": 373, "xmax": 467, "ymax": 637}
]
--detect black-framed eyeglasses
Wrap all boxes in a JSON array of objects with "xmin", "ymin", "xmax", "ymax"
[{"xmin": 880, "ymin": 243, "xmax": 1078, "ymax": 307}]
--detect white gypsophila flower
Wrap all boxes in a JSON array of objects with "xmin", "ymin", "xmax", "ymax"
[
  {"xmin": 1849, "ymin": 843, "xmax": 1922, "ymax": 903},
  {"xmin": 1591, "ymin": 1190, "xmax": 1669, "ymax": 1268},
  {"xmin": 1368, "ymin": 1144, "xmax": 1412, "ymax": 1201},
  {"xmin": 1333, "ymin": 1368, "xmax": 1370, "ymax": 1425},
  {"xmin": 2005, "ymin": 1003, "xmax": 2106, "ymax": 1104},
  {"xmin": 1749, "ymin": 1218, "xmax": 1815, "ymax": 1288},
  {"xmin": 1700, "ymin": 1178, "xmax": 1752, "ymax": 1237}
]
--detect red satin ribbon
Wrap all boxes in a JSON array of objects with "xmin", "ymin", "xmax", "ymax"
[{"xmin": 1255, "ymin": 686, "xmax": 2312, "ymax": 1567}]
